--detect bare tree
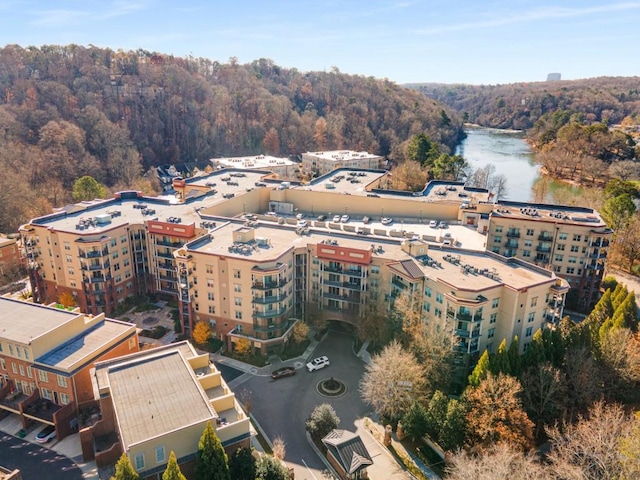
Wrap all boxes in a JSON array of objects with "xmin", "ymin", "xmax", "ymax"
[
  {"xmin": 359, "ymin": 341, "xmax": 427, "ymax": 422},
  {"xmin": 547, "ymin": 401, "xmax": 633, "ymax": 480},
  {"xmin": 445, "ymin": 443, "xmax": 548, "ymax": 480},
  {"xmin": 521, "ymin": 362, "xmax": 567, "ymax": 439}
]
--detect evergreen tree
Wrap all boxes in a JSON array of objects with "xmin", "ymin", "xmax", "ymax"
[
  {"xmin": 255, "ymin": 454, "xmax": 290, "ymax": 480},
  {"xmin": 468, "ymin": 350, "xmax": 490, "ymax": 387},
  {"xmin": 507, "ymin": 335, "xmax": 522, "ymax": 377},
  {"xmin": 228, "ymin": 447, "xmax": 256, "ymax": 480},
  {"xmin": 490, "ymin": 339, "xmax": 510, "ymax": 375},
  {"xmin": 195, "ymin": 421, "xmax": 230, "ymax": 480},
  {"xmin": 523, "ymin": 329, "xmax": 547, "ymax": 369},
  {"xmin": 402, "ymin": 400, "xmax": 429, "ymax": 441},
  {"xmin": 111, "ymin": 454, "xmax": 141, "ymax": 480},
  {"xmin": 611, "ymin": 284, "xmax": 628, "ymax": 311},
  {"xmin": 162, "ymin": 451, "xmax": 187, "ymax": 480},
  {"xmin": 440, "ymin": 398, "xmax": 468, "ymax": 451}
]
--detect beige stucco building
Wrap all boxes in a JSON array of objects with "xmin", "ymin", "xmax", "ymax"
[
  {"xmin": 19, "ymin": 167, "xmax": 609, "ymax": 357},
  {"xmin": 87, "ymin": 341, "xmax": 252, "ymax": 479},
  {"xmin": 211, "ymin": 154, "xmax": 298, "ymax": 178},
  {"xmin": 301, "ymin": 150, "xmax": 384, "ymax": 176}
]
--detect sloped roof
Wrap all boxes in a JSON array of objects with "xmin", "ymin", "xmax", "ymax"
[
  {"xmin": 322, "ymin": 429, "xmax": 373, "ymax": 475},
  {"xmin": 388, "ymin": 258, "xmax": 424, "ymax": 280}
]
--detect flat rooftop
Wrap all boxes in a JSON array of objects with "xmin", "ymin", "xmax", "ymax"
[
  {"xmin": 105, "ymin": 348, "xmax": 215, "ymax": 448},
  {"xmin": 211, "ymin": 155, "xmax": 296, "ymax": 169},
  {"xmin": 491, "ymin": 201, "xmax": 608, "ymax": 228},
  {"xmin": 188, "ymin": 221, "xmax": 555, "ymax": 291},
  {"xmin": 0, "ymin": 298, "xmax": 77, "ymax": 344},
  {"xmin": 304, "ymin": 150, "xmax": 382, "ymax": 161},
  {"xmin": 36, "ymin": 319, "xmax": 135, "ymax": 373}
]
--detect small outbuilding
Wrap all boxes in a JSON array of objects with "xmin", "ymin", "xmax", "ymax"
[{"xmin": 322, "ymin": 429, "xmax": 373, "ymax": 480}]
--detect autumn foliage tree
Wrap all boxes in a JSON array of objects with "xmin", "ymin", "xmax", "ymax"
[
  {"xmin": 192, "ymin": 321, "xmax": 212, "ymax": 346},
  {"xmin": 464, "ymin": 373, "xmax": 534, "ymax": 451}
]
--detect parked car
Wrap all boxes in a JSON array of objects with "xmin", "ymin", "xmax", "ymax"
[
  {"xmin": 35, "ymin": 425, "xmax": 56, "ymax": 443},
  {"xmin": 296, "ymin": 213, "xmax": 305, "ymax": 220},
  {"xmin": 438, "ymin": 221, "xmax": 448, "ymax": 228},
  {"xmin": 271, "ymin": 367, "xmax": 296, "ymax": 379},
  {"xmin": 333, "ymin": 215, "xmax": 341, "ymax": 223},
  {"xmin": 340, "ymin": 214, "xmax": 350, "ymax": 223},
  {"xmin": 362, "ymin": 216, "xmax": 371, "ymax": 224},
  {"xmin": 306, "ymin": 356, "xmax": 330, "ymax": 372},
  {"xmin": 317, "ymin": 214, "xmax": 327, "ymax": 221},
  {"xmin": 428, "ymin": 220, "xmax": 437, "ymax": 228},
  {"xmin": 381, "ymin": 217, "xmax": 393, "ymax": 225},
  {"xmin": 297, "ymin": 220, "xmax": 308, "ymax": 228}
]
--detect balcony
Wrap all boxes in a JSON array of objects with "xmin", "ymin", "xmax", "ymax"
[
  {"xmin": 155, "ymin": 240, "xmax": 183, "ymax": 248},
  {"xmin": 504, "ymin": 249, "xmax": 517, "ymax": 258},
  {"xmin": 391, "ymin": 278, "xmax": 408, "ymax": 289},
  {"xmin": 343, "ymin": 269, "xmax": 365, "ymax": 277},
  {"xmin": 252, "ymin": 279, "xmax": 287, "ymax": 289},
  {"xmin": 455, "ymin": 329, "xmax": 481, "ymax": 338},
  {"xmin": 322, "ymin": 264, "xmax": 343, "ymax": 274},
  {"xmin": 158, "ymin": 275, "xmax": 177, "ymax": 282},
  {"xmin": 342, "ymin": 281, "xmax": 363, "ymax": 290},
  {"xmin": 538, "ymin": 233, "xmax": 554, "ymax": 241},
  {"xmin": 83, "ymin": 274, "xmax": 110, "ymax": 283},
  {"xmin": 590, "ymin": 250, "xmax": 607, "ymax": 258},
  {"xmin": 536, "ymin": 245, "xmax": 552, "ymax": 253},
  {"xmin": 253, "ymin": 322, "xmax": 289, "ymax": 333},
  {"xmin": 506, "ymin": 230, "xmax": 520, "ymax": 238},
  {"xmin": 157, "ymin": 262, "xmax": 174, "ymax": 271},
  {"xmin": 504, "ymin": 240, "xmax": 519, "ymax": 248},
  {"xmin": 81, "ymin": 261, "xmax": 110, "ymax": 271},
  {"xmin": 253, "ymin": 307, "xmax": 287, "ymax": 318},
  {"xmin": 157, "ymin": 251, "xmax": 174, "ymax": 259},
  {"xmin": 80, "ymin": 249, "xmax": 109, "ymax": 258},
  {"xmin": 252, "ymin": 293, "xmax": 288, "ymax": 304}
]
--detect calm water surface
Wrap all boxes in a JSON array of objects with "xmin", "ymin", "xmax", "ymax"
[{"xmin": 456, "ymin": 127, "xmax": 539, "ymax": 202}]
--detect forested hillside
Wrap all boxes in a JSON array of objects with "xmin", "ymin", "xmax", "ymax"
[
  {"xmin": 409, "ymin": 77, "xmax": 640, "ymax": 130},
  {"xmin": 0, "ymin": 44, "xmax": 463, "ymax": 232}
]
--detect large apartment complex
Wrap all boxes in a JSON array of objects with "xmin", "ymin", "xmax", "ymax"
[
  {"xmin": 19, "ymin": 167, "xmax": 610, "ymax": 357},
  {"xmin": 301, "ymin": 150, "xmax": 384, "ymax": 176},
  {"xmin": 0, "ymin": 298, "xmax": 138, "ymax": 440}
]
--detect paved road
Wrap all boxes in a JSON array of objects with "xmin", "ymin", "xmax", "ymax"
[
  {"xmin": 0, "ymin": 431, "xmax": 83, "ymax": 480},
  {"xmin": 241, "ymin": 329, "xmax": 370, "ymax": 480}
]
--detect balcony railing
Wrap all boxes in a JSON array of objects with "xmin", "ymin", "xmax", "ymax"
[
  {"xmin": 504, "ymin": 240, "xmax": 519, "ymax": 248},
  {"xmin": 158, "ymin": 275, "xmax": 177, "ymax": 282},
  {"xmin": 253, "ymin": 307, "xmax": 287, "ymax": 318},
  {"xmin": 343, "ymin": 269, "xmax": 365, "ymax": 277},
  {"xmin": 252, "ymin": 294, "xmax": 288, "ymax": 304},
  {"xmin": 538, "ymin": 233, "xmax": 554, "ymax": 241},
  {"xmin": 157, "ymin": 251, "xmax": 174, "ymax": 259},
  {"xmin": 391, "ymin": 278, "xmax": 408, "ymax": 289},
  {"xmin": 506, "ymin": 230, "xmax": 520, "ymax": 238},
  {"xmin": 252, "ymin": 322, "xmax": 288, "ymax": 333},
  {"xmin": 155, "ymin": 240, "xmax": 183, "ymax": 248},
  {"xmin": 80, "ymin": 249, "xmax": 109, "ymax": 258},
  {"xmin": 536, "ymin": 245, "xmax": 552, "ymax": 253},
  {"xmin": 252, "ymin": 279, "xmax": 288, "ymax": 289},
  {"xmin": 81, "ymin": 261, "xmax": 110, "ymax": 271},
  {"xmin": 455, "ymin": 329, "xmax": 481, "ymax": 338}
]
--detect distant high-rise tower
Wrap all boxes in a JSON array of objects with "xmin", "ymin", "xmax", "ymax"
[{"xmin": 547, "ymin": 72, "xmax": 561, "ymax": 81}]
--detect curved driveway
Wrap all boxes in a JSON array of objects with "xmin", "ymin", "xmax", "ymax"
[
  {"xmin": 242, "ymin": 330, "xmax": 370, "ymax": 480},
  {"xmin": 0, "ymin": 431, "xmax": 83, "ymax": 480}
]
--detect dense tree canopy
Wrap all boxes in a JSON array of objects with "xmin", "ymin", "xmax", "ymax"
[{"xmin": 0, "ymin": 44, "xmax": 464, "ymax": 233}]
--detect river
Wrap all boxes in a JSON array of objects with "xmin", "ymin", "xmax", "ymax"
[{"xmin": 455, "ymin": 127, "xmax": 539, "ymax": 202}]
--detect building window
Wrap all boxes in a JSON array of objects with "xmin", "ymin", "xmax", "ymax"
[
  {"xmin": 19, "ymin": 365, "xmax": 25, "ymax": 376},
  {"xmin": 234, "ymin": 284, "xmax": 241, "ymax": 293},
  {"xmin": 27, "ymin": 367, "xmax": 32, "ymax": 378},
  {"xmin": 523, "ymin": 250, "xmax": 531, "ymax": 257},
  {"xmin": 236, "ymin": 324, "xmax": 243, "ymax": 333},
  {"xmin": 493, "ymin": 236, "xmax": 502, "ymax": 243},
  {"xmin": 0, "ymin": 359, "xmax": 5, "ymax": 370},
  {"xmin": 566, "ymin": 267, "xmax": 575, "ymax": 274},
  {"xmin": 235, "ymin": 311, "xmax": 242, "ymax": 320},
  {"xmin": 573, "ymin": 234, "xmax": 581, "ymax": 242},
  {"xmin": 424, "ymin": 302, "xmax": 431, "ymax": 312},
  {"xmin": 134, "ymin": 453, "xmax": 145, "ymax": 470},
  {"xmin": 64, "ymin": 242, "xmax": 70, "ymax": 250},
  {"xmin": 41, "ymin": 388, "xmax": 52, "ymax": 400},
  {"xmin": 570, "ymin": 245, "xmax": 579, "ymax": 253},
  {"xmin": 57, "ymin": 375, "xmax": 68, "ymax": 388},
  {"xmin": 234, "ymin": 297, "xmax": 242, "ymax": 306},
  {"xmin": 206, "ymin": 264, "xmax": 214, "ymax": 274},
  {"xmin": 558, "ymin": 232, "xmax": 567, "ymax": 240},
  {"xmin": 155, "ymin": 446, "xmax": 166, "ymax": 463},
  {"xmin": 434, "ymin": 308, "xmax": 442, "ymax": 318},
  {"xmin": 524, "ymin": 240, "xmax": 532, "ymax": 247},
  {"xmin": 66, "ymin": 255, "xmax": 72, "ymax": 263},
  {"xmin": 530, "ymin": 297, "xmax": 538, "ymax": 307},
  {"xmin": 39, "ymin": 370, "xmax": 48, "ymax": 382},
  {"xmin": 233, "ymin": 270, "xmax": 241, "ymax": 279},
  {"xmin": 526, "ymin": 229, "xmax": 534, "ymax": 236},
  {"xmin": 60, "ymin": 393, "xmax": 70, "ymax": 405},
  {"xmin": 525, "ymin": 327, "xmax": 533, "ymax": 337},
  {"xmin": 554, "ymin": 255, "xmax": 563, "ymax": 262},
  {"xmin": 435, "ymin": 293, "xmax": 443, "ymax": 304},
  {"xmin": 207, "ymin": 279, "xmax": 214, "ymax": 288},
  {"xmin": 208, "ymin": 305, "xmax": 215, "ymax": 314},
  {"xmin": 490, "ymin": 313, "xmax": 497, "ymax": 323},
  {"xmin": 11, "ymin": 363, "xmax": 17, "ymax": 374},
  {"xmin": 495, "ymin": 226, "xmax": 503, "ymax": 233},
  {"xmin": 487, "ymin": 328, "xmax": 495, "ymax": 339},
  {"xmin": 527, "ymin": 312, "xmax": 535, "ymax": 322},
  {"xmin": 120, "ymin": 235, "xmax": 127, "ymax": 244},
  {"xmin": 371, "ymin": 265, "xmax": 380, "ymax": 274},
  {"xmin": 492, "ymin": 298, "xmax": 499, "ymax": 308},
  {"xmin": 425, "ymin": 287, "xmax": 432, "ymax": 297},
  {"xmin": 207, "ymin": 292, "xmax": 214, "ymax": 301},
  {"xmin": 557, "ymin": 244, "xmax": 565, "ymax": 251},
  {"xmin": 568, "ymin": 256, "xmax": 577, "ymax": 264},
  {"xmin": 8, "ymin": 344, "xmax": 13, "ymax": 355}
]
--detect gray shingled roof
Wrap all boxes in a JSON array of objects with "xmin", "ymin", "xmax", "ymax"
[
  {"xmin": 388, "ymin": 258, "xmax": 424, "ymax": 280},
  {"xmin": 322, "ymin": 429, "xmax": 373, "ymax": 475}
]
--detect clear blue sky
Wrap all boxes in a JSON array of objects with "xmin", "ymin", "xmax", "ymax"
[{"xmin": 1, "ymin": 0, "xmax": 638, "ymax": 85}]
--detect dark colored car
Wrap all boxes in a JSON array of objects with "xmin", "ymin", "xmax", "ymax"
[
  {"xmin": 35, "ymin": 425, "xmax": 56, "ymax": 443},
  {"xmin": 271, "ymin": 367, "xmax": 296, "ymax": 379},
  {"xmin": 317, "ymin": 214, "xmax": 327, "ymax": 221}
]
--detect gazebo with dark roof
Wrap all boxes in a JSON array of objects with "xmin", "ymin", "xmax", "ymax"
[{"xmin": 322, "ymin": 429, "xmax": 373, "ymax": 479}]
